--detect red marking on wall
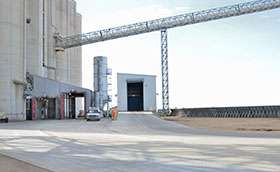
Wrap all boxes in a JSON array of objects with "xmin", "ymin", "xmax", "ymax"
[
  {"xmin": 60, "ymin": 95, "xmax": 65, "ymax": 119},
  {"xmin": 32, "ymin": 98, "xmax": 37, "ymax": 120}
]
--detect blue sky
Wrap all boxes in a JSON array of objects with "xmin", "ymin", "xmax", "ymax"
[{"xmin": 75, "ymin": 0, "xmax": 280, "ymax": 108}]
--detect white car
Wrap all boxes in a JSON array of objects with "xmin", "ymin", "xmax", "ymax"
[
  {"xmin": 86, "ymin": 109, "xmax": 101, "ymax": 121},
  {"xmin": 0, "ymin": 112, "xmax": 8, "ymax": 123}
]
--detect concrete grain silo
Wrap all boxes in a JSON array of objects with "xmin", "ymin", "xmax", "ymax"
[
  {"xmin": 0, "ymin": 0, "xmax": 87, "ymax": 121},
  {"xmin": 0, "ymin": 0, "xmax": 26, "ymax": 120},
  {"xmin": 70, "ymin": 13, "xmax": 82, "ymax": 85},
  {"xmin": 54, "ymin": 0, "xmax": 82, "ymax": 86},
  {"xmin": 26, "ymin": 0, "xmax": 47, "ymax": 78}
]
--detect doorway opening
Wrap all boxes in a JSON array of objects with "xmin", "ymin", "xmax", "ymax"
[
  {"xmin": 26, "ymin": 99, "xmax": 32, "ymax": 120},
  {"xmin": 127, "ymin": 82, "xmax": 144, "ymax": 111},
  {"xmin": 65, "ymin": 92, "xmax": 86, "ymax": 119}
]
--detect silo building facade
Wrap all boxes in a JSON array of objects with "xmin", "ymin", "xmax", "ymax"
[{"xmin": 0, "ymin": 0, "xmax": 92, "ymax": 120}]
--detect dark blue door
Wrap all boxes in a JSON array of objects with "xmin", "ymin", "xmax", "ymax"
[{"xmin": 127, "ymin": 82, "xmax": 143, "ymax": 111}]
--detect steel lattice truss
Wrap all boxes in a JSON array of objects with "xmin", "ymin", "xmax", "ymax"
[
  {"xmin": 56, "ymin": 0, "xmax": 280, "ymax": 49},
  {"xmin": 161, "ymin": 30, "xmax": 170, "ymax": 114}
]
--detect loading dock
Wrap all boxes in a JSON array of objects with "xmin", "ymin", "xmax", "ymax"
[{"xmin": 26, "ymin": 75, "xmax": 93, "ymax": 120}]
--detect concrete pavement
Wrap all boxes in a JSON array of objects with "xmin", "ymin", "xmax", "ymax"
[
  {"xmin": 0, "ymin": 113, "xmax": 279, "ymax": 172},
  {"xmin": 0, "ymin": 154, "xmax": 51, "ymax": 172}
]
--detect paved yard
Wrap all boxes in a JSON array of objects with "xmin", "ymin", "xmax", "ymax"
[
  {"xmin": 0, "ymin": 154, "xmax": 51, "ymax": 172},
  {"xmin": 0, "ymin": 113, "xmax": 279, "ymax": 172}
]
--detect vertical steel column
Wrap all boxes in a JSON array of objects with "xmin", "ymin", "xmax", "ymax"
[{"xmin": 161, "ymin": 29, "xmax": 170, "ymax": 114}]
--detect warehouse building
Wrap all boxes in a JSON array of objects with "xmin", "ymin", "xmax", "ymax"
[
  {"xmin": 0, "ymin": 0, "xmax": 91, "ymax": 120},
  {"xmin": 117, "ymin": 73, "xmax": 157, "ymax": 112}
]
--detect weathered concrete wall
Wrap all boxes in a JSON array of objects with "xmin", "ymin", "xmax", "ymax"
[
  {"xmin": 26, "ymin": 0, "xmax": 46, "ymax": 77},
  {"xmin": 25, "ymin": 0, "xmax": 83, "ymax": 85},
  {"xmin": 172, "ymin": 106, "xmax": 280, "ymax": 118},
  {"xmin": 0, "ymin": 0, "xmax": 26, "ymax": 120},
  {"xmin": 69, "ymin": 13, "xmax": 82, "ymax": 86},
  {"xmin": 25, "ymin": 0, "xmax": 82, "ymax": 84},
  {"xmin": 54, "ymin": 0, "xmax": 82, "ymax": 87}
]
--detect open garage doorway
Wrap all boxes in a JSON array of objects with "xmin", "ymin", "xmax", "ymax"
[
  {"xmin": 65, "ymin": 92, "xmax": 86, "ymax": 119},
  {"xmin": 47, "ymin": 98, "xmax": 56, "ymax": 119},
  {"xmin": 75, "ymin": 97, "xmax": 85, "ymax": 118},
  {"xmin": 127, "ymin": 82, "xmax": 144, "ymax": 111}
]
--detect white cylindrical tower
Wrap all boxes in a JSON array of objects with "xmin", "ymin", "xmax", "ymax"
[{"xmin": 93, "ymin": 56, "xmax": 108, "ymax": 111}]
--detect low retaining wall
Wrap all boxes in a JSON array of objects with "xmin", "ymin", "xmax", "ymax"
[{"xmin": 172, "ymin": 106, "xmax": 280, "ymax": 118}]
